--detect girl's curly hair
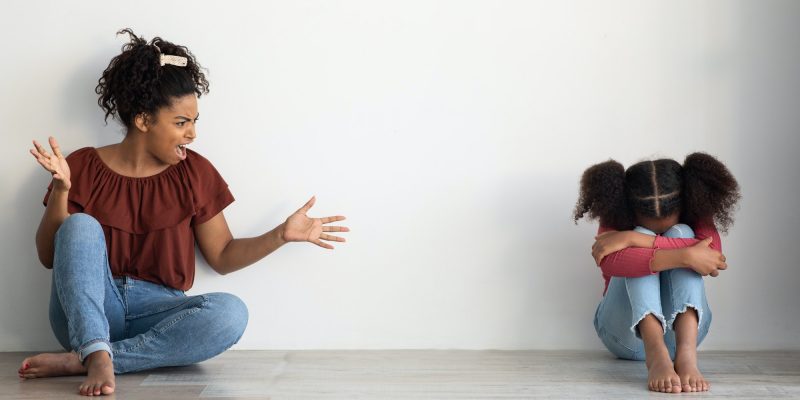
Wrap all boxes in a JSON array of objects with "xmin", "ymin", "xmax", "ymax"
[
  {"xmin": 96, "ymin": 28, "xmax": 209, "ymax": 128},
  {"xmin": 573, "ymin": 153, "xmax": 741, "ymax": 233}
]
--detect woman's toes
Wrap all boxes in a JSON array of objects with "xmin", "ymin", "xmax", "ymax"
[
  {"xmin": 80, "ymin": 383, "xmax": 92, "ymax": 396},
  {"xmin": 102, "ymin": 384, "xmax": 115, "ymax": 395}
]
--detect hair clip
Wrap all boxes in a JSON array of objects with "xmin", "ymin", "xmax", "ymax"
[
  {"xmin": 152, "ymin": 43, "xmax": 188, "ymax": 67},
  {"xmin": 160, "ymin": 54, "xmax": 188, "ymax": 67}
]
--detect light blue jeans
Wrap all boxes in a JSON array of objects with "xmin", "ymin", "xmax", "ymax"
[
  {"xmin": 48, "ymin": 213, "xmax": 249, "ymax": 374},
  {"xmin": 593, "ymin": 224, "xmax": 711, "ymax": 361}
]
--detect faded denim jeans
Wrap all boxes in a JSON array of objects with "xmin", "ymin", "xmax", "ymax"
[
  {"xmin": 48, "ymin": 213, "xmax": 248, "ymax": 374},
  {"xmin": 593, "ymin": 224, "xmax": 712, "ymax": 361}
]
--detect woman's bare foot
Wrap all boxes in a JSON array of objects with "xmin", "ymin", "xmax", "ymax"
[
  {"xmin": 646, "ymin": 357, "xmax": 683, "ymax": 393},
  {"xmin": 18, "ymin": 352, "xmax": 86, "ymax": 379},
  {"xmin": 674, "ymin": 355, "xmax": 710, "ymax": 392},
  {"xmin": 79, "ymin": 351, "xmax": 115, "ymax": 396}
]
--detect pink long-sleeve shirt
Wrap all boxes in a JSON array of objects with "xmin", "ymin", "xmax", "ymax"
[{"xmin": 597, "ymin": 221, "xmax": 722, "ymax": 295}]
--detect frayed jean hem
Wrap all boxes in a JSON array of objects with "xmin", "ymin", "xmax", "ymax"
[{"xmin": 631, "ymin": 310, "xmax": 667, "ymax": 339}]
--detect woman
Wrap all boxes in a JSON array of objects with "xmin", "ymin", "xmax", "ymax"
[
  {"xmin": 573, "ymin": 153, "xmax": 740, "ymax": 393},
  {"xmin": 19, "ymin": 29, "xmax": 349, "ymax": 396}
]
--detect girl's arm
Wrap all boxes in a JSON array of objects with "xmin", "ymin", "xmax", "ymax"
[
  {"xmin": 649, "ymin": 236, "xmax": 727, "ymax": 276},
  {"xmin": 31, "ymin": 137, "xmax": 71, "ymax": 269},
  {"xmin": 194, "ymin": 197, "xmax": 348, "ymax": 275},
  {"xmin": 593, "ymin": 222, "xmax": 720, "ymax": 264},
  {"xmin": 595, "ymin": 222, "xmax": 726, "ymax": 277}
]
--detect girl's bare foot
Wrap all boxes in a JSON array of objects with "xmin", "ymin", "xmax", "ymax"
[
  {"xmin": 646, "ymin": 357, "xmax": 683, "ymax": 393},
  {"xmin": 639, "ymin": 314, "xmax": 681, "ymax": 393},
  {"xmin": 79, "ymin": 351, "xmax": 115, "ymax": 396},
  {"xmin": 674, "ymin": 355, "xmax": 710, "ymax": 392},
  {"xmin": 673, "ymin": 308, "xmax": 709, "ymax": 392},
  {"xmin": 18, "ymin": 352, "xmax": 86, "ymax": 379}
]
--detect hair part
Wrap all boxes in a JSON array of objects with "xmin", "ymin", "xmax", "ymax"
[
  {"xmin": 95, "ymin": 28, "xmax": 209, "ymax": 128},
  {"xmin": 625, "ymin": 159, "xmax": 683, "ymax": 220}
]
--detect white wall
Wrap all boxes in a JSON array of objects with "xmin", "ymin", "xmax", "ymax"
[{"xmin": 1, "ymin": 1, "xmax": 798, "ymax": 351}]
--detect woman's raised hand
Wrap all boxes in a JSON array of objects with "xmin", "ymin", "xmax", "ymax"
[
  {"xmin": 30, "ymin": 137, "xmax": 71, "ymax": 192},
  {"xmin": 283, "ymin": 196, "xmax": 349, "ymax": 249},
  {"xmin": 685, "ymin": 237, "xmax": 727, "ymax": 277}
]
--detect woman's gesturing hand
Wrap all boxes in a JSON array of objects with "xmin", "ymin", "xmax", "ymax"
[
  {"xmin": 30, "ymin": 137, "xmax": 71, "ymax": 192},
  {"xmin": 684, "ymin": 237, "xmax": 727, "ymax": 277},
  {"xmin": 283, "ymin": 196, "xmax": 349, "ymax": 249}
]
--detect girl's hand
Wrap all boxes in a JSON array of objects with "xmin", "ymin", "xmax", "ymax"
[
  {"xmin": 684, "ymin": 237, "xmax": 727, "ymax": 277},
  {"xmin": 283, "ymin": 196, "xmax": 349, "ymax": 249},
  {"xmin": 591, "ymin": 230, "xmax": 631, "ymax": 266},
  {"xmin": 30, "ymin": 137, "xmax": 71, "ymax": 192}
]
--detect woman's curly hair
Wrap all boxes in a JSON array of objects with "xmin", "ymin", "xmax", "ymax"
[
  {"xmin": 573, "ymin": 153, "xmax": 741, "ymax": 233},
  {"xmin": 96, "ymin": 28, "xmax": 209, "ymax": 128}
]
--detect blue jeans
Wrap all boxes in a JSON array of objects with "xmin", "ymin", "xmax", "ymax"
[
  {"xmin": 593, "ymin": 224, "xmax": 712, "ymax": 361},
  {"xmin": 48, "ymin": 213, "xmax": 249, "ymax": 374}
]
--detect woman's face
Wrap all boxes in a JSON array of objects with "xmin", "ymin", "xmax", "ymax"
[
  {"xmin": 141, "ymin": 94, "xmax": 199, "ymax": 165},
  {"xmin": 636, "ymin": 212, "xmax": 679, "ymax": 234}
]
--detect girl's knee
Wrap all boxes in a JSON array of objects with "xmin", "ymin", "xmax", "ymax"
[
  {"xmin": 624, "ymin": 273, "xmax": 661, "ymax": 293},
  {"xmin": 663, "ymin": 223, "xmax": 694, "ymax": 239},
  {"xmin": 634, "ymin": 226, "xmax": 656, "ymax": 236},
  {"xmin": 667, "ymin": 267, "xmax": 704, "ymax": 288}
]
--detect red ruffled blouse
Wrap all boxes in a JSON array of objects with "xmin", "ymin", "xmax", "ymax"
[{"xmin": 43, "ymin": 147, "xmax": 234, "ymax": 291}]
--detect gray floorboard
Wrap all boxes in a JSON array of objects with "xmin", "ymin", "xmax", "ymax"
[{"xmin": 2, "ymin": 350, "xmax": 798, "ymax": 399}]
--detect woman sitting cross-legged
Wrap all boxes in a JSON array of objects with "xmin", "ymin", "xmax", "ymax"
[{"xmin": 20, "ymin": 28, "xmax": 349, "ymax": 397}]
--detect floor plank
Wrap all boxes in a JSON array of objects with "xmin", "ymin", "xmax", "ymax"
[{"xmin": 2, "ymin": 350, "xmax": 798, "ymax": 399}]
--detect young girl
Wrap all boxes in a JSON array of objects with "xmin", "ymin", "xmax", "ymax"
[
  {"xmin": 19, "ymin": 29, "xmax": 349, "ymax": 397},
  {"xmin": 573, "ymin": 153, "xmax": 740, "ymax": 394}
]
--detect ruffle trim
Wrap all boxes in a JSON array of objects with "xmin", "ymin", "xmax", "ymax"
[{"xmin": 61, "ymin": 148, "xmax": 205, "ymax": 234}]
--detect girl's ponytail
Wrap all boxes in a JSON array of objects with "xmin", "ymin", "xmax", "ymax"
[
  {"xmin": 573, "ymin": 160, "xmax": 634, "ymax": 230},
  {"xmin": 682, "ymin": 152, "xmax": 741, "ymax": 233}
]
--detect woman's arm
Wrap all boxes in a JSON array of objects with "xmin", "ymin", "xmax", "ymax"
[
  {"xmin": 36, "ymin": 190, "xmax": 70, "ymax": 268},
  {"xmin": 31, "ymin": 137, "xmax": 71, "ymax": 268},
  {"xmin": 193, "ymin": 212, "xmax": 285, "ymax": 275},
  {"xmin": 194, "ymin": 196, "xmax": 348, "ymax": 275}
]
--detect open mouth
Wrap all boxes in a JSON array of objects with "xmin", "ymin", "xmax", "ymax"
[{"xmin": 176, "ymin": 144, "xmax": 187, "ymax": 160}]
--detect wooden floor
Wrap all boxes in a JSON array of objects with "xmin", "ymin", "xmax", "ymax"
[{"xmin": 2, "ymin": 350, "xmax": 798, "ymax": 399}]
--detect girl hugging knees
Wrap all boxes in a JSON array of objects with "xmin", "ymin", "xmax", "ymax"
[{"xmin": 573, "ymin": 152, "xmax": 740, "ymax": 394}]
